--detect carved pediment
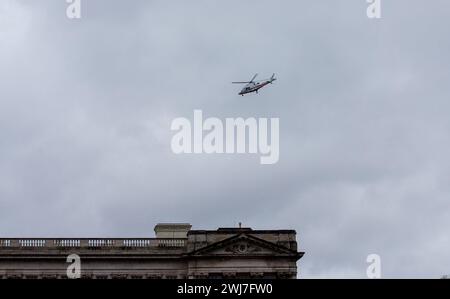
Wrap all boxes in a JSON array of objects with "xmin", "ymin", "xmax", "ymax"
[{"xmin": 188, "ymin": 234, "xmax": 297, "ymax": 257}]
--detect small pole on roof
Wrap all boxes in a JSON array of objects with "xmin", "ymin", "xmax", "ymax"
[{"xmin": 239, "ymin": 222, "xmax": 242, "ymax": 228}]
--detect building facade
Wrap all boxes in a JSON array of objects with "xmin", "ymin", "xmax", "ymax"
[{"xmin": 0, "ymin": 224, "xmax": 304, "ymax": 279}]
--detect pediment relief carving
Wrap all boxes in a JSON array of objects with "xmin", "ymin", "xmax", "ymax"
[{"xmin": 222, "ymin": 241, "xmax": 266, "ymax": 255}]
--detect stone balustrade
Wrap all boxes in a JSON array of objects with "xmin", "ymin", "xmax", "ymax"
[{"xmin": 0, "ymin": 238, "xmax": 187, "ymax": 249}]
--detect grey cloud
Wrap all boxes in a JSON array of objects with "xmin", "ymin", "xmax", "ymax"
[{"xmin": 1, "ymin": 0, "xmax": 450, "ymax": 278}]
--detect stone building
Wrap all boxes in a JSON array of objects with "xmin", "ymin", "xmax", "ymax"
[{"xmin": 0, "ymin": 224, "xmax": 304, "ymax": 279}]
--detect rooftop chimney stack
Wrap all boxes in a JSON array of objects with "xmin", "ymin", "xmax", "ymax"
[{"xmin": 154, "ymin": 223, "xmax": 192, "ymax": 239}]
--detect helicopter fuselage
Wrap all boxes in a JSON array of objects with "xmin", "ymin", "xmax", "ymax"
[
  {"xmin": 233, "ymin": 74, "xmax": 276, "ymax": 96},
  {"xmin": 238, "ymin": 81, "xmax": 271, "ymax": 96}
]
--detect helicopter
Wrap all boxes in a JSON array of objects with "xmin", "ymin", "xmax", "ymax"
[{"xmin": 232, "ymin": 73, "xmax": 277, "ymax": 96}]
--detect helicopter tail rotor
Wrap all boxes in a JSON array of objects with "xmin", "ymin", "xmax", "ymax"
[{"xmin": 270, "ymin": 73, "xmax": 277, "ymax": 83}]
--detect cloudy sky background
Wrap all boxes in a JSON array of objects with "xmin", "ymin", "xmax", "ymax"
[{"xmin": 1, "ymin": 0, "xmax": 450, "ymax": 278}]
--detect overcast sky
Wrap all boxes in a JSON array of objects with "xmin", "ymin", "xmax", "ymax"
[{"xmin": 1, "ymin": 0, "xmax": 450, "ymax": 278}]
